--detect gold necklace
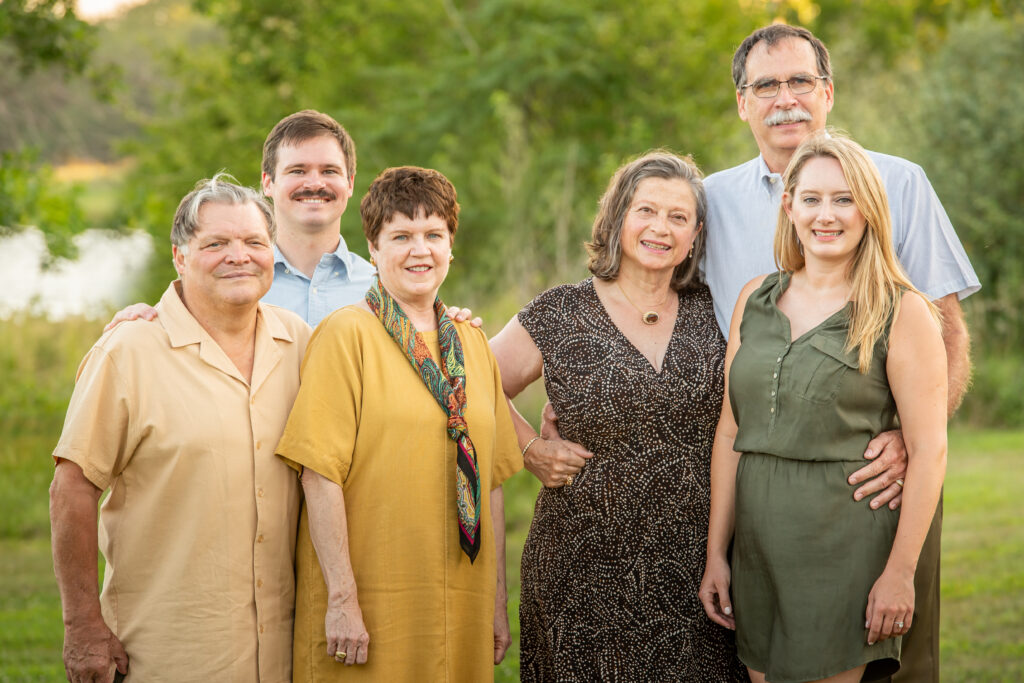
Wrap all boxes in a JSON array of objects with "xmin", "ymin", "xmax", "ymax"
[{"xmin": 616, "ymin": 281, "xmax": 666, "ymax": 325}]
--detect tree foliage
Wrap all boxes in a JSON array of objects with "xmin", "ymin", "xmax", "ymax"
[
  {"xmin": 905, "ymin": 13, "xmax": 1024, "ymax": 350},
  {"xmin": 0, "ymin": 0, "xmax": 94, "ymax": 74},
  {"xmin": 119, "ymin": 0, "xmax": 1016, "ymax": 305},
  {"xmin": 0, "ymin": 149, "xmax": 87, "ymax": 259}
]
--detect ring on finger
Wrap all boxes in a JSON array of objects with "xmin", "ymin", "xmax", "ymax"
[
  {"xmin": 334, "ymin": 651, "xmax": 347, "ymax": 661},
  {"xmin": 565, "ymin": 474, "xmax": 574, "ymax": 487},
  {"xmin": 894, "ymin": 478, "xmax": 905, "ymax": 488}
]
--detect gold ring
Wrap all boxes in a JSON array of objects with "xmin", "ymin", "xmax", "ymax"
[
  {"xmin": 565, "ymin": 475, "xmax": 573, "ymax": 487},
  {"xmin": 895, "ymin": 479, "xmax": 905, "ymax": 488},
  {"xmin": 334, "ymin": 651, "xmax": 347, "ymax": 660}
]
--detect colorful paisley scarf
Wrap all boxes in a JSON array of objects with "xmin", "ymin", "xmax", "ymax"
[{"xmin": 365, "ymin": 277, "xmax": 482, "ymax": 563}]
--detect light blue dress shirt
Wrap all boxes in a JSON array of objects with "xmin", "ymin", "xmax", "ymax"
[
  {"xmin": 703, "ymin": 152, "xmax": 981, "ymax": 338},
  {"xmin": 261, "ymin": 235, "xmax": 376, "ymax": 327}
]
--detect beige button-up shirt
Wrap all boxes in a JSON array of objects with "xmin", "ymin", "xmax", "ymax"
[{"xmin": 53, "ymin": 282, "xmax": 311, "ymax": 682}]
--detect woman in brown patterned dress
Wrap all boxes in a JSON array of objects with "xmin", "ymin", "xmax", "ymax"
[{"xmin": 490, "ymin": 151, "xmax": 746, "ymax": 681}]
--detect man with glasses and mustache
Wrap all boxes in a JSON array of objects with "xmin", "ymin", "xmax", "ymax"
[{"xmin": 701, "ymin": 24, "xmax": 979, "ymax": 683}]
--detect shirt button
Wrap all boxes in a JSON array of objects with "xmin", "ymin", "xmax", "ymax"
[
  {"xmin": 259, "ymin": 624, "xmax": 265, "ymax": 634},
  {"xmin": 770, "ymin": 407, "xmax": 775, "ymax": 413},
  {"xmin": 250, "ymin": 397, "xmax": 256, "ymax": 405},
  {"xmin": 255, "ymin": 441, "xmax": 262, "ymax": 450},
  {"xmin": 771, "ymin": 390, "xmax": 776, "ymax": 397},
  {"xmin": 257, "ymin": 579, "xmax": 264, "ymax": 588},
  {"xmin": 256, "ymin": 534, "xmax": 264, "ymax": 543},
  {"xmin": 257, "ymin": 488, "xmax": 264, "ymax": 498},
  {"xmin": 312, "ymin": 286, "xmax": 318, "ymax": 293},
  {"xmin": 777, "ymin": 357, "xmax": 782, "ymax": 362},
  {"xmin": 773, "ymin": 372, "xmax": 778, "ymax": 379}
]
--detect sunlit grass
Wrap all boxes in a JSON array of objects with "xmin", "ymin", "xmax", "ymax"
[{"xmin": 1, "ymin": 317, "xmax": 1020, "ymax": 681}]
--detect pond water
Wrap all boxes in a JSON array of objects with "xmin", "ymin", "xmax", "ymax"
[{"xmin": 0, "ymin": 228, "xmax": 154, "ymax": 319}]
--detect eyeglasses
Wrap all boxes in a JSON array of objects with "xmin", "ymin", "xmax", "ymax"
[{"xmin": 740, "ymin": 74, "xmax": 830, "ymax": 99}]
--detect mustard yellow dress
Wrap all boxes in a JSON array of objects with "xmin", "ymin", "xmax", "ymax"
[{"xmin": 277, "ymin": 306, "xmax": 521, "ymax": 682}]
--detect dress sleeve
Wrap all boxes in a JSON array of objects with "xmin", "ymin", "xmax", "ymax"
[
  {"xmin": 516, "ymin": 284, "xmax": 572, "ymax": 359},
  {"xmin": 275, "ymin": 309, "xmax": 365, "ymax": 486},
  {"xmin": 888, "ymin": 162, "xmax": 980, "ymax": 301},
  {"xmin": 52, "ymin": 342, "xmax": 136, "ymax": 491},
  {"xmin": 487, "ymin": 341, "xmax": 523, "ymax": 488}
]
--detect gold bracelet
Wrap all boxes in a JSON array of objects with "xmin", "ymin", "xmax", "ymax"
[{"xmin": 521, "ymin": 436, "xmax": 542, "ymax": 457}]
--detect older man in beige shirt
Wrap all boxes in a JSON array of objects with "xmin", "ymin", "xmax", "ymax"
[{"xmin": 49, "ymin": 175, "xmax": 311, "ymax": 683}]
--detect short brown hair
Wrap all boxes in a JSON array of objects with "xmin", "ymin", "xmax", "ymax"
[
  {"xmin": 360, "ymin": 166, "xmax": 460, "ymax": 247},
  {"xmin": 261, "ymin": 110, "xmax": 356, "ymax": 180},
  {"xmin": 732, "ymin": 24, "xmax": 832, "ymax": 90},
  {"xmin": 586, "ymin": 150, "xmax": 706, "ymax": 292}
]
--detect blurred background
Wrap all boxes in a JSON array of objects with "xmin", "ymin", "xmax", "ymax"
[{"xmin": 1, "ymin": 0, "xmax": 1021, "ymax": 680}]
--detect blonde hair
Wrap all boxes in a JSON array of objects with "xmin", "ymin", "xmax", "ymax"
[{"xmin": 774, "ymin": 131, "xmax": 939, "ymax": 372}]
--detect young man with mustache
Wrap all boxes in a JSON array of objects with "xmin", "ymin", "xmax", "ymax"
[
  {"xmin": 257, "ymin": 110, "xmax": 376, "ymax": 326},
  {"xmin": 110, "ymin": 110, "xmax": 375, "ymax": 328}
]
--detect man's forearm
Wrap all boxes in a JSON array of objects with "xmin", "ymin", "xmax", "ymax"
[
  {"xmin": 49, "ymin": 463, "xmax": 104, "ymax": 627},
  {"xmin": 936, "ymin": 294, "xmax": 971, "ymax": 416}
]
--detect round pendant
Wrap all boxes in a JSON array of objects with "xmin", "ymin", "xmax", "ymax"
[{"xmin": 642, "ymin": 311, "xmax": 660, "ymax": 325}]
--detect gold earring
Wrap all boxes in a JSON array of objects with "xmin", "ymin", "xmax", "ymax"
[
  {"xmin": 688, "ymin": 243, "xmax": 694, "ymax": 259},
  {"xmin": 370, "ymin": 255, "xmax": 376, "ymax": 267},
  {"xmin": 449, "ymin": 253, "xmax": 455, "ymax": 264}
]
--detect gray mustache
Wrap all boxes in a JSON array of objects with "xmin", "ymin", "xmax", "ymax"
[{"xmin": 764, "ymin": 109, "xmax": 813, "ymax": 126}]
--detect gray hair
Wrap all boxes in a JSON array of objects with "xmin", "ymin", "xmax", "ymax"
[
  {"xmin": 732, "ymin": 24, "xmax": 832, "ymax": 90},
  {"xmin": 171, "ymin": 172, "xmax": 275, "ymax": 249},
  {"xmin": 586, "ymin": 150, "xmax": 707, "ymax": 291}
]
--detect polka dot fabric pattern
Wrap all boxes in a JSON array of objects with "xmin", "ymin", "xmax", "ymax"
[{"xmin": 517, "ymin": 278, "xmax": 746, "ymax": 682}]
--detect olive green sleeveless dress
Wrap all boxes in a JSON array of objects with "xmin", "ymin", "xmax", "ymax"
[{"xmin": 729, "ymin": 272, "xmax": 902, "ymax": 683}]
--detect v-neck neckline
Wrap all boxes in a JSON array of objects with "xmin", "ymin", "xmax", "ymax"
[
  {"xmin": 771, "ymin": 271, "xmax": 852, "ymax": 344},
  {"xmin": 587, "ymin": 278, "xmax": 681, "ymax": 375}
]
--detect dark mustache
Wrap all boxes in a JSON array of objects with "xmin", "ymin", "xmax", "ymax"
[{"xmin": 290, "ymin": 189, "xmax": 337, "ymax": 200}]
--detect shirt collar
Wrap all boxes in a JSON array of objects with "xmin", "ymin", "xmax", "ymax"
[
  {"xmin": 273, "ymin": 233, "xmax": 357, "ymax": 273},
  {"xmin": 756, "ymin": 155, "xmax": 784, "ymax": 193},
  {"xmin": 158, "ymin": 281, "xmax": 294, "ymax": 348}
]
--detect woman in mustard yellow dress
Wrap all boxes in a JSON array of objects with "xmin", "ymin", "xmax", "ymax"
[{"xmin": 276, "ymin": 166, "xmax": 521, "ymax": 682}]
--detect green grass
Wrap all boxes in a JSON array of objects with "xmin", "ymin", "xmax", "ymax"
[
  {"xmin": 2, "ymin": 318, "xmax": 1021, "ymax": 681},
  {"xmin": 4, "ymin": 429, "xmax": 1021, "ymax": 681}
]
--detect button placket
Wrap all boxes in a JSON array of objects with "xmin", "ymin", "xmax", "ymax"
[{"xmin": 769, "ymin": 344, "xmax": 790, "ymax": 430}]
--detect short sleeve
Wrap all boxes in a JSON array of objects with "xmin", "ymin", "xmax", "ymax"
[
  {"xmin": 486, "ymin": 340, "xmax": 522, "ymax": 488},
  {"xmin": 52, "ymin": 343, "xmax": 134, "ymax": 491},
  {"xmin": 516, "ymin": 283, "xmax": 575, "ymax": 359},
  {"xmin": 882, "ymin": 158, "xmax": 980, "ymax": 301},
  {"xmin": 275, "ymin": 309, "xmax": 364, "ymax": 485}
]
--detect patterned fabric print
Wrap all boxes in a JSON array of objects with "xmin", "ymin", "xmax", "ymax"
[
  {"xmin": 365, "ymin": 278, "xmax": 482, "ymax": 561},
  {"xmin": 517, "ymin": 279, "xmax": 747, "ymax": 682}
]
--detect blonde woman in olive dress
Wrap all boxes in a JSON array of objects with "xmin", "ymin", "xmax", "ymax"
[{"xmin": 700, "ymin": 133, "xmax": 947, "ymax": 683}]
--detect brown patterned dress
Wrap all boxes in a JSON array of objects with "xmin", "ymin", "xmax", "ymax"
[{"xmin": 518, "ymin": 278, "xmax": 746, "ymax": 682}]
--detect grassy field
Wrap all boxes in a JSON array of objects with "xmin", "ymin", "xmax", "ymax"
[
  {"xmin": 1, "ymin": 319, "xmax": 1021, "ymax": 681},
  {"xmin": 2, "ymin": 427, "xmax": 1021, "ymax": 681}
]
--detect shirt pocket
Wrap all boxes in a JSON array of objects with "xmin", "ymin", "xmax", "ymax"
[{"xmin": 794, "ymin": 333, "xmax": 860, "ymax": 404}]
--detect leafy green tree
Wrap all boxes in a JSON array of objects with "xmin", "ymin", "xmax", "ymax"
[
  {"xmin": 909, "ymin": 14, "xmax": 1024, "ymax": 349},
  {"xmin": 0, "ymin": 0, "xmax": 94, "ymax": 74},
  {"xmin": 0, "ymin": 149, "xmax": 87, "ymax": 259}
]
